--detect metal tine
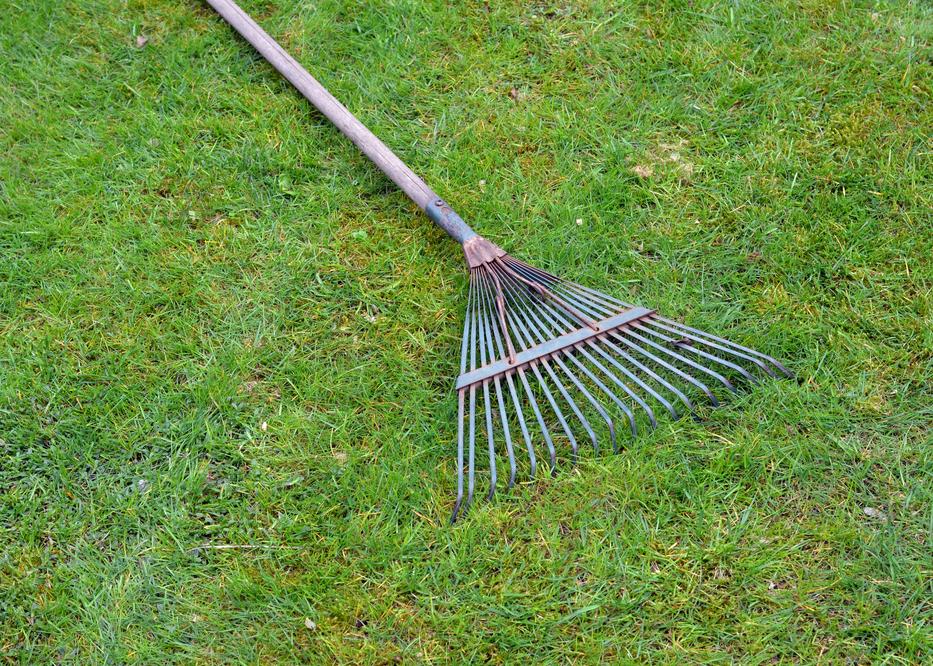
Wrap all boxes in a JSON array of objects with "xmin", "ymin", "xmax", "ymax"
[
  {"xmin": 508, "ymin": 260, "xmax": 626, "ymax": 308},
  {"xmin": 482, "ymin": 263, "xmax": 558, "ymax": 472},
  {"xmin": 513, "ymin": 282, "xmax": 664, "ymax": 431},
  {"xmin": 492, "ymin": 374, "xmax": 515, "ymax": 489},
  {"xmin": 507, "ymin": 272, "xmax": 680, "ymax": 426},
  {"xmin": 495, "ymin": 266, "xmax": 618, "ymax": 452},
  {"xmin": 498, "ymin": 375, "xmax": 539, "ymax": 478},
  {"xmin": 652, "ymin": 316, "xmax": 793, "ymax": 377},
  {"xmin": 519, "ymin": 370, "xmax": 553, "ymax": 472},
  {"xmin": 495, "ymin": 260, "xmax": 597, "ymax": 332},
  {"xmin": 451, "ymin": 275, "xmax": 474, "ymax": 523},
  {"xmin": 540, "ymin": 280, "xmax": 736, "ymax": 406},
  {"xmin": 474, "ymin": 270, "xmax": 499, "ymax": 500},
  {"xmin": 476, "ymin": 270, "xmax": 538, "ymax": 479},
  {"xmin": 467, "ymin": 385, "xmax": 477, "ymax": 506},
  {"xmin": 505, "ymin": 259, "xmax": 623, "ymax": 313},
  {"xmin": 525, "ymin": 364, "xmax": 573, "ymax": 465},
  {"xmin": 525, "ymin": 365, "xmax": 588, "ymax": 463},
  {"xmin": 476, "ymin": 266, "xmax": 559, "ymax": 474},
  {"xmin": 496, "ymin": 271, "xmax": 591, "ymax": 461},
  {"xmin": 509, "ymin": 264, "xmax": 726, "ymax": 407},
  {"xmin": 498, "ymin": 297, "xmax": 589, "ymax": 461},
  {"xmin": 607, "ymin": 328, "xmax": 720, "ymax": 406},
  {"xmin": 520, "ymin": 296, "xmax": 644, "ymax": 436},
  {"xmin": 546, "ymin": 353, "xmax": 619, "ymax": 452},
  {"xmin": 482, "ymin": 386, "xmax": 496, "ymax": 500},
  {"xmin": 453, "ymin": 390, "xmax": 466, "ymax": 523},
  {"xmin": 592, "ymin": 335, "xmax": 694, "ymax": 414},
  {"xmin": 498, "ymin": 267, "xmax": 641, "ymax": 439},
  {"xmin": 514, "ymin": 346, "xmax": 598, "ymax": 459},
  {"xmin": 522, "ymin": 262, "xmax": 791, "ymax": 379},
  {"xmin": 584, "ymin": 339, "xmax": 675, "ymax": 420},
  {"xmin": 640, "ymin": 317, "xmax": 785, "ymax": 378},
  {"xmin": 506, "ymin": 256, "xmax": 560, "ymax": 283},
  {"xmin": 506, "ymin": 264, "xmax": 615, "ymax": 323},
  {"xmin": 496, "ymin": 282, "xmax": 577, "ymax": 465},
  {"xmin": 505, "ymin": 256, "xmax": 787, "ymax": 418},
  {"xmin": 619, "ymin": 326, "xmax": 737, "ymax": 393},
  {"xmin": 525, "ymin": 341, "xmax": 617, "ymax": 453},
  {"xmin": 570, "ymin": 265, "xmax": 790, "ymax": 375},
  {"xmin": 505, "ymin": 257, "xmax": 569, "ymax": 292},
  {"xmin": 476, "ymin": 269, "xmax": 518, "ymax": 488},
  {"xmin": 557, "ymin": 349, "xmax": 629, "ymax": 447},
  {"xmin": 518, "ymin": 277, "xmax": 690, "ymax": 419},
  {"xmin": 558, "ymin": 280, "xmax": 627, "ymax": 312},
  {"xmin": 630, "ymin": 322, "xmax": 760, "ymax": 385},
  {"xmin": 463, "ymin": 270, "xmax": 481, "ymax": 518},
  {"xmin": 522, "ymin": 274, "xmax": 740, "ymax": 397},
  {"xmin": 537, "ymin": 277, "xmax": 617, "ymax": 320}
]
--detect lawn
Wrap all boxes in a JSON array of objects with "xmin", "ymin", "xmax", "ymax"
[{"xmin": 1, "ymin": 0, "xmax": 930, "ymax": 662}]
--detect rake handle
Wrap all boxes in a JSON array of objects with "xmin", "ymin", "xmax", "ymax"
[{"xmin": 205, "ymin": 0, "xmax": 477, "ymax": 244}]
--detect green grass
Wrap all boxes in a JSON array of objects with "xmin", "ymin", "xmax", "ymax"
[{"xmin": 1, "ymin": 0, "xmax": 931, "ymax": 662}]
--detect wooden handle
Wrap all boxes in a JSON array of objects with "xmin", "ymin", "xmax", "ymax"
[{"xmin": 205, "ymin": 0, "xmax": 439, "ymax": 211}]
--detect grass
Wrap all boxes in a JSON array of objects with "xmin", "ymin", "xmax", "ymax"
[{"xmin": 1, "ymin": 0, "xmax": 930, "ymax": 662}]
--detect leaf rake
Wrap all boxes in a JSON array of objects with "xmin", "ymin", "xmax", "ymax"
[{"xmin": 206, "ymin": 0, "xmax": 791, "ymax": 522}]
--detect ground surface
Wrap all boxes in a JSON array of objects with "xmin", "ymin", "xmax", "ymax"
[{"xmin": 1, "ymin": 0, "xmax": 931, "ymax": 663}]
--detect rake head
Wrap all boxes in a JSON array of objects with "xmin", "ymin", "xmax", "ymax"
[{"xmin": 451, "ymin": 236, "xmax": 791, "ymax": 522}]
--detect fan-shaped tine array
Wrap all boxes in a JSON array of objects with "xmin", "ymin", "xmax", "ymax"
[{"xmin": 450, "ymin": 255, "xmax": 790, "ymax": 523}]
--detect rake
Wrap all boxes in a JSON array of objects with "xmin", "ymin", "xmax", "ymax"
[{"xmin": 206, "ymin": 0, "xmax": 792, "ymax": 522}]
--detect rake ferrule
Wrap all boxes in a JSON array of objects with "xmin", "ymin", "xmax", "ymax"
[{"xmin": 461, "ymin": 235, "xmax": 508, "ymax": 268}]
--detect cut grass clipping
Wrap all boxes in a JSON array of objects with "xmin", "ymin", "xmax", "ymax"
[{"xmin": 1, "ymin": 0, "xmax": 931, "ymax": 663}]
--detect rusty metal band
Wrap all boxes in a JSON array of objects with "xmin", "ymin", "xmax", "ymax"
[{"xmin": 455, "ymin": 307, "xmax": 654, "ymax": 390}]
